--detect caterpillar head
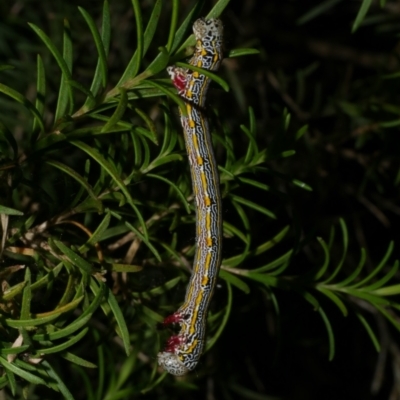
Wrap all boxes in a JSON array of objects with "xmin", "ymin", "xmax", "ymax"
[
  {"xmin": 157, "ymin": 351, "xmax": 189, "ymax": 376},
  {"xmin": 193, "ymin": 18, "xmax": 223, "ymax": 40}
]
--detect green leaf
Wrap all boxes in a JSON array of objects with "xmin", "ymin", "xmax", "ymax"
[
  {"xmin": 54, "ymin": 240, "xmax": 92, "ymax": 274},
  {"xmin": 372, "ymin": 284, "xmax": 400, "ymax": 296},
  {"xmin": 33, "ymin": 130, "xmax": 68, "ymax": 152},
  {"xmin": 31, "ymin": 307, "xmax": 87, "ymax": 340},
  {"xmin": 142, "ymin": 0, "xmax": 163, "ymax": 56},
  {"xmin": 132, "ymin": 277, "xmax": 181, "ymax": 301},
  {"xmin": 0, "ymin": 345, "xmax": 30, "ymax": 356},
  {"xmin": 219, "ymin": 269, "xmax": 250, "ymax": 294},
  {"xmin": 245, "ymin": 272, "xmax": 281, "ymax": 289},
  {"xmin": 283, "ymin": 110, "xmax": 291, "ymax": 131},
  {"xmin": 382, "ymin": 71, "xmax": 400, "ymax": 80},
  {"xmin": 375, "ymin": 304, "xmax": 400, "ymax": 331},
  {"xmin": 101, "ymin": 89, "xmax": 128, "ymax": 132},
  {"xmin": 230, "ymin": 194, "xmax": 277, "ymax": 219},
  {"xmin": 344, "ymin": 288, "xmax": 390, "ymax": 306},
  {"xmin": 141, "ymin": 52, "xmax": 170, "ymax": 82},
  {"xmin": 126, "ymin": 0, "xmax": 144, "ymax": 80},
  {"xmin": 301, "ymin": 290, "xmax": 320, "ymax": 310},
  {"xmin": 355, "ymin": 312, "xmax": 380, "ymax": 352},
  {"xmin": 62, "ymin": 352, "xmax": 97, "ymax": 368},
  {"xmin": 70, "ymin": 140, "xmax": 148, "ymax": 238},
  {"xmin": 206, "ymin": 282, "xmax": 232, "ymax": 351},
  {"xmin": 317, "ymin": 287, "xmax": 348, "ymax": 316},
  {"xmin": 264, "ymin": 287, "xmax": 280, "ymax": 317},
  {"xmin": 5, "ymin": 368, "xmax": 16, "ymax": 396},
  {"xmin": 157, "ymin": 104, "xmax": 176, "ymax": 153},
  {"xmin": 338, "ymin": 101, "xmax": 361, "ymax": 118},
  {"xmin": 38, "ymin": 328, "xmax": 89, "ymax": 355},
  {"xmin": 313, "ymin": 237, "xmax": 330, "ymax": 280},
  {"xmin": 231, "ymin": 199, "xmax": 250, "ymax": 233},
  {"xmin": 252, "ymin": 250, "xmax": 293, "ymax": 274},
  {"xmin": 69, "ymin": 79, "xmax": 95, "ymax": 102},
  {"xmin": 249, "ymin": 107, "xmax": 258, "ymax": 136},
  {"xmin": 240, "ymin": 124, "xmax": 258, "ymax": 164},
  {"xmin": 363, "ymin": 262, "xmax": 398, "ymax": 292},
  {"xmin": 253, "ymin": 225, "xmax": 290, "ymax": 256},
  {"xmin": 270, "ymin": 262, "xmax": 291, "ymax": 276},
  {"xmin": 291, "ymin": 179, "xmax": 313, "ymax": 191},
  {"xmin": 0, "ymin": 82, "xmax": 45, "ymax": 134},
  {"xmin": 146, "ymin": 173, "xmax": 190, "ymax": 213},
  {"xmin": 33, "ymin": 283, "xmax": 106, "ymax": 341},
  {"xmin": 6, "ymin": 313, "xmax": 62, "ymax": 328},
  {"xmin": 166, "ymin": 0, "xmax": 178, "ymax": 52},
  {"xmin": 297, "ymin": 0, "xmax": 343, "ymax": 26},
  {"xmin": 21, "ymin": 268, "xmax": 32, "ymax": 319},
  {"xmin": 54, "ymin": 19, "xmax": 73, "ymax": 122},
  {"xmin": 41, "ymin": 361, "xmax": 75, "ymax": 400},
  {"xmin": 143, "ymin": 153, "xmax": 183, "ymax": 173},
  {"xmin": 0, "ymin": 205, "xmax": 23, "ymax": 216},
  {"xmin": 118, "ymin": 1, "xmax": 159, "ymax": 87},
  {"xmin": 145, "ymin": 80, "xmax": 186, "ymax": 113},
  {"xmin": 79, "ymin": 6, "xmax": 108, "ymax": 89},
  {"xmin": 380, "ymin": 119, "xmax": 400, "ymax": 128},
  {"xmin": 28, "ymin": 23, "xmax": 71, "ymax": 78},
  {"xmin": 352, "ymin": 241, "xmax": 394, "ymax": 288},
  {"xmin": 352, "ymin": 0, "xmax": 373, "ymax": 33},
  {"xmin": 324, "ymin": 219, "xmax": 348, "ymax": 284},
  {"xmin": 281, "ymin": 150, "xmax": 296, "ymax": 158},
  {"xmin": 238, "ymin": 177, "xmax": 269, "ymax": 191},
  {"xmin": 32, "ymin": 54, "xmax": 46, "ymax": 137},
  {"xmin": 303, "ymin": 291, "xmax": 335, "ymax": 360},
  {"xmin": 0, "ymin": 65, "xmax": 14, "ymax": 72},
  {"xmin": 172, "ymin": 3, "xmax": 204, "ymax": 54},
  {"xmin": 86, "ymin": 212, "xmax": 111, "ymax": 247},
  {"xmin": 228, "ymin": 48, "xmax": 260, "ymax": 58},
  {"xmin": 336, "ymin": 247, "xmax": 366, "ymax": 287},
  {"xmin": 318, "ymin": 306, "xmax": 335, "ymax": 361},
  {"xmin": 114, "ymin": 353, "xmax": 139, "ymax": 393},
  {"xmin": 134, "ymin": 126, "xmax": 158, "ymax": 144},
  {"xmin": 84, "ymin": 0, "xmax": 111, "ymax": 108},
  {"xmin": 140, "ymin": 372, "xmax": 168, "ymax": 394},
  {"xmin": 141, "ymin": 304, "xmax": 164, "ymax": 324},
  {"xmin": 93, "ymin": 278, "xmax": 130, "ymax": 355},
  {"xmin": 206, "ymin": 0, "xmax": 231, "ymax": 20},
  {"xmin": 108, "ymin": 210, "xmax": 161, "ymax": 261},
  {"xmin": 0, "ymin": 356, "xmax": 46, "ymax": 385},
  {"xmin": 219, "ymin": 165, "xmax": 235, "ymax": 181},
  {"xmin": 46, "ymin": 160, "xmax": 102, "ymax": 212},
  {"xmin": 111, "ymin": 264, "xmax": 142, "ymax": 273},
  {"xmin": 160, "ymin": 241, "xmax": 189, "ymax": 269},
  {"xmin": 223, "ymin": 221, "xmax": 250, "ymax": 245},
  {"xmin": 296, "ymin": 124, "xmax": 308, "ymax": 140},
  {"xmin": 134, "ymin": 107, "xmax": 158, "ymax": 143}
]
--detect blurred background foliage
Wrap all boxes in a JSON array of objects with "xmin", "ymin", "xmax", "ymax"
[{"xmin": 1, "ymin": 0, "xmax": 400, "ymax": 399}]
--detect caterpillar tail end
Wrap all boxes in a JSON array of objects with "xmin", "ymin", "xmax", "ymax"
[{"xmin": 157, "ymin": 351, "xmax": 189, "ymax": 376}]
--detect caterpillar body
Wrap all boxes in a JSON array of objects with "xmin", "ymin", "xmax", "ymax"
[{"xmin": 157, "ymin": 18, "xmax": 224, "ymax": 376}]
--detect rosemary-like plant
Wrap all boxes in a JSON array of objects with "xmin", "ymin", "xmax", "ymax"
[{"xmin": 0, "ymin": 0, "xmax": 400, "ymax": 399}]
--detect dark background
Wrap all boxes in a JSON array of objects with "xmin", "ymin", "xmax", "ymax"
[{"xmin": 1, "ymin": 0, "xmax": 400, "ymax": 399}]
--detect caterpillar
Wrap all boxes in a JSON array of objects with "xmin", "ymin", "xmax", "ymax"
[{"xmin": 157, "ymin": 17, "xmax": 224, "ymax": 376}]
